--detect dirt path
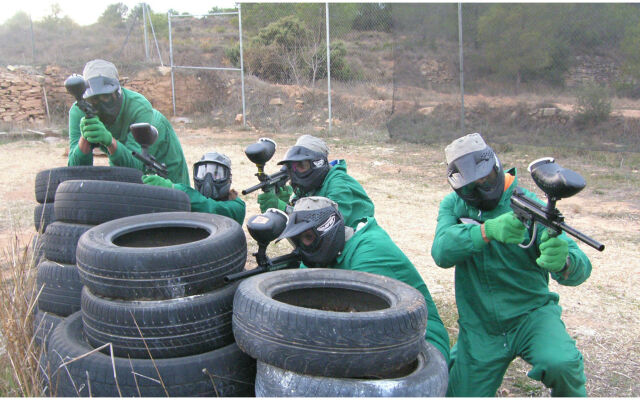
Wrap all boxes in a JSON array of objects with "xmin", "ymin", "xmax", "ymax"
[{"xmin": 1, "ymin": 128, "xmax": 638, "ymax": 396}]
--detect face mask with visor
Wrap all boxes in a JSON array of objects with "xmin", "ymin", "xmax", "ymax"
[{"xmin": 193, "ymin": 159, "xmax": 231, "ymax": 200}]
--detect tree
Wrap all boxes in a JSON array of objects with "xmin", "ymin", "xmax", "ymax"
[
  {"xmin": 478, "ymin": 4, "xmax": 558, "ymax": 92},
  {"xmin": 98, "ymin": 3, "xmax": 128, "ymax": 28},
  {"xmin": 621, "ymin": 21, "xmax": 640, "ymax": 81}
]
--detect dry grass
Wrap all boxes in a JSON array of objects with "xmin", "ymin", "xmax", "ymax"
[{"xmin": 0, "ymin": 126, "xmax": 638, "ymax": 396}]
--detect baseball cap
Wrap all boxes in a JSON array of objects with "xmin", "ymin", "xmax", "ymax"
[{"xmin": 82, "ymin": 59, "xmax": 120, "ymax": 98}]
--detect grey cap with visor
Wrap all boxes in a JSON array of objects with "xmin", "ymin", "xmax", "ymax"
[
  {"xmin": 82, "ymin": 59, "xmax": 121, "ymax": 98},
  {"xmin": 445, "ymin": 132, "xmax": 498, "ymax": 190}
]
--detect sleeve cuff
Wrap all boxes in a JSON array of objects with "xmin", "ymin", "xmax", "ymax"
[{"xmin": 470, "ymin": 225, "xmax": 488, "ymax": 250}]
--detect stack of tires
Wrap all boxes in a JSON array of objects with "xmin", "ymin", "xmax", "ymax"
[
  {"xmin": 233, "ymin": 268, "xmax": 449, "ymax": 397},
  {"xmin": 45, "ymin": 212, "xmax": 256, "ymax": 397},
  {"xmin": 32, "ymin": 166, "xmax": 145, "ymax": 347}
]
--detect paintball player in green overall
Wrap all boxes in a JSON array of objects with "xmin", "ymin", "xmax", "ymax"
[
  {"xmin": 431, "ymin": 133, "xmax": 592, "ymax": 397},
  {"xmin": 67, "ymin": 59, "xmax": 189, "ymax": 186},
  {"xmin": 276, "ymin": 196, "xmax": 450, "ymax": 364},
  {"xmin": 143, "ymin": 152, "xmax": 246, "ymax": 225},
  {"xmin": 257, "ymin": 135, "xmax": 374, "ymax": 228}
]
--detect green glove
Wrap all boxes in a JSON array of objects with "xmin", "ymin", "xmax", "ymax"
[
  {"xmin": 142, "ymin": 174, "xmax": 174, "ymax": 189},
  {"xmin": 257, "ymin": 189, "xmax": 287, "ymax": 213},
  {"xmin": 81, "ymin": 116, "xmax": 113, "ymax": 147},
  {"xmin": 276, "ymin": 185, "xmax": 293, "ymax": 203},
  {"xmin": 536, "ymin": 230, "xmax": 569, "ymax": 272},
  {"xmin": 483, "ymin": 211, "xmax": 526, "ymax": 244}
]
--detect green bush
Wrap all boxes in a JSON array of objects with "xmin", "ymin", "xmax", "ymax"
[
  {"xmin": 225, "ymin": 44, "xmax": 240, "ymax": 68},
  {"xmin": 573, "ymin": 83, "xmax": 612, "ymax": 127}
]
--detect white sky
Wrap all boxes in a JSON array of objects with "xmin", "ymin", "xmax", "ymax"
[{"xmin": 1, "ymin": 0, "xmax": 238, "ymax": 25}]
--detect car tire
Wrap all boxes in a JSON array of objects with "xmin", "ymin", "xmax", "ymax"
[
  {"xmin": 33, "ymin": 309, "xmax": 65, "ymax": 349},
  {"xmin": 35, "ymin": 166, "xmax": 143, "ymax": 204},
  {"xmin": 34, "ymin": 203, "xmax": 55, "ymax": 232},
  {"xmin": 255, "ymin": 340, "xmax": 448, "ymax": 397},
  {"xmin": 233, "ymin": 268, "xmax": 428, "ymax": 378},
  {"xmin": 47, "ymin": 312, "xmax": 256, "ymax": 397},
  {"xmin": 36, "ymin": 260, "xmax": 82, "ymax": 316},
  {"xmin": 81, "ymin": 283, "xmax": 237, "ymax": 359},
  {"xmin": 76, "ymin": 212, "xmax": 246, "ymax": 300},
  {"xmin": 53, "ymin": 180, "xmax": 190, "ymax": 225},
  {"xmin": 42, "ymin": 222, "xmax": 92, "ymax": 264}
]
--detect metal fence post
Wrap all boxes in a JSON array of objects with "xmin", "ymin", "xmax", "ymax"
[
  {"xmin": 168, "ymin": 12, "xmax": 176, "ymax": 116},
  {"xmin": 239, "ymin": 4, "xmax": 246, "ymax": 128},
  {"xmin": 326, "ymin": 3, "xmax": 332, "ymax": 134},
  {"xmin": 143, "ymin": 3, "xmax": 149, "ymax": 61},
  {"xmin": 458, "ymin": 3, "xmax": 465, "ymax": 136}
]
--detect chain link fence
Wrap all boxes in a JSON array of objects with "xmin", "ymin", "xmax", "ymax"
[{"xmin": 1, "ymin": 3, "xmax": 638, "ymax": 152}]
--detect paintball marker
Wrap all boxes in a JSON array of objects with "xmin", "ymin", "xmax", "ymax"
[
  {"xmin": 241, "ymin": 138, "xmax": 290, "ymax": 195},
  {"xmin": 129, "ymin": 123, "xmax": 169, "ymax": 178},
  {"xmin": 511, "ymin": 157, "xmax": 604, "ymax": 252},
  {"xmin": 224, "ymin": 208, "xmax": 301, "ymax": 282},
  {"xmin": 64, "ymin": 74, "xmax": 97, "ymax": 118}
]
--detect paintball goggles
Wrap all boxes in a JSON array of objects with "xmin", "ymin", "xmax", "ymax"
[
  {"xmin": 242, "ymin": 138, "xmax": 290, "ymax": 195},
  {"xmin": 129, "ymin": 123, "xmax": 168, "ymax": 178},
  {"xmin": 224, "ymin": 208, "xmax": 301, "ymax": 282},
  {"xmin": 511, "ymin": 157, "xmax": 604, "ymax": 251}
]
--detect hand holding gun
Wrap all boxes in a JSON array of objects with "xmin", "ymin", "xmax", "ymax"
[
  {"xmin": 242, "ymin": 138, "xmax": 290, "ymax": 195},
  {"xmin": 224, "ymin": 209, "xmax": 301, "ymax": 282},
  {"xmin": 510, "ymin": 157, "xmax": 604, "ymax": 252},
  {"xmin": 129, "ymin": 123, "xmax": 169, "ymax": 178}
]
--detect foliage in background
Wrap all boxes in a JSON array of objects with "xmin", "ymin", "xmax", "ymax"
[
  {"xmin": 2, "ymin": 2, "xmax": 640, "ymax": 93},
  {"xmin": 573, "ymin": 83, "xmax": 612, "ymax": 127}
]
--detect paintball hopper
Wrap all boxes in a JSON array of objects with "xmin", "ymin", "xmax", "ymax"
[
  {"xmin": 64, "ymin": 75, "xmax": 88, "ymax": 101},
  {"xmin": 245, "ymin": 138, "xmax": 276, "ymax": 166},
  {"xmin": 246, "ymin": 209, "xmax": 288, "ymax": 246},
  {"xmin": 528, "ymin": 157, "xmax": 586, "ymax": 200},
  {"xmin": 130, "ymin": 123, "xmax": 159, "ymax": 148}
]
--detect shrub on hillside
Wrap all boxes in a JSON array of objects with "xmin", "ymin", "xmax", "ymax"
[{"xmin": 573, "ymin": 83, "xmax": 612, "ymax": 127}]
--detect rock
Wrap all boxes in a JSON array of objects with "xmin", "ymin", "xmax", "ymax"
[
  {"xmin": 269, "ymin": 97, "xmax": 283, "ymax": 106},
  {"xmin": 171, "ymin": 116, "xmax": 192, "ymax": 124},
  {"xmin": 235, "ymin": 113, "xmax": 244, "ymax": 124},
  {"xmin": 157, "ymin": 66, "xmax": 172, "ymax": 76},
  {"xmin": 540, "ymin": 107, "xmax": 558, "ymax": 117}
]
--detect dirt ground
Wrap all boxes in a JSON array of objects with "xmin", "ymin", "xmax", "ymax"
[{"xmin": 0, "ymin": 126, "xmax": 638, "ymax": 396}]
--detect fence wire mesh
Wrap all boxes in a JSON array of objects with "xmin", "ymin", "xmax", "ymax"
[{"xmin": 0, "ymin": 3, "xmax": 639, "ymax": 152}]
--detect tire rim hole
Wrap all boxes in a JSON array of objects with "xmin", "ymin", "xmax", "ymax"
[
  {"xmin": 113, "ymin": 226, "xmax": 209, "ymax": 247},
  {"xmin": 273, "ymin": 287, "xmax": 390, "ymax": 311}
]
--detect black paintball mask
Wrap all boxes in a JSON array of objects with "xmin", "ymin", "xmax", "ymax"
[
  {"xmin": 193, "ymin": 152, "xmax": 232, "ymax": 200},
  {"xmin": 84, "ymin": 76, "xmax": 122, "ymax": 125},
  {"xmin": 447, "ymin": 147, "xmax": 505, "ymax": 211},
  {"xmin": 277, "ymin": 146, "xmax": 330, "ymax": 195},
  {"xmin": 277, "ymin": 197, "xmax": 345, "ymax": 268}
]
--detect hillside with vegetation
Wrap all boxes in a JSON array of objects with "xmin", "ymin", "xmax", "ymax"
[{"xmin": 0, "ymin": 3, "xmax": 639, "ymax": 152}]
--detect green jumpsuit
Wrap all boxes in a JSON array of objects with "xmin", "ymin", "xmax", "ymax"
[
  {"xmin": 296, "ymin": 160, "xmax": 375, "ymax": 229},
  {"xmin": 68, "ymin": 88, "xmax": 190, "ymax": 186},
  {"xmin": 332, "ymin": 217, "xmax": 450, "ymax": 363},
  {"xmin": 431, "ymin": 169, "xmax": 592, "ymax": 397},
  {"xmin": 174, "ymin": 183, "xmax": 246, "ymax": 226}
]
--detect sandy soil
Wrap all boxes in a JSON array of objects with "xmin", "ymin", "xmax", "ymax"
[{"xmin": 0, "ymin": 126, "xmax": 638, "ymax": 396}]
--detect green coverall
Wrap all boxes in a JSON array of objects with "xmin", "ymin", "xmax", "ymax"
[
  {"xmin": 431, "ymin": 168, "xmax": 592, "ymax": 397},
  {"xmin": 331, "ymin": 216, "xmax": 450, "ymax": 363},
  {"xmin": 174, "ymin": 183, "xmax": 246, "ymax": 226},
  {"xmin": 295, "ymin": 160, "xmax": 375, "ymax": 228},
  {"xmin": 68, "ymin": 88, "xmax": 190, "ymax": 186}
]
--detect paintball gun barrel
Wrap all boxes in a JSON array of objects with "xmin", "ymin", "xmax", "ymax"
[
  {"xmin": 510, "ymin": 157, "xmax": 604, "ymax": 252},
  {"xmin": 64, "ymin": 75, "xmax": 97, "ymax": 118},
  {"xmin": 224, "ymin": 209, "xmax": 300, "ymax": 282},
  {"xmin": 129, "ymin": 123, "xmax": 168, "ymax": 178},
  {"xmin": 241, "ymin": 138, "xmax": 290, "ymax": 195}
]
